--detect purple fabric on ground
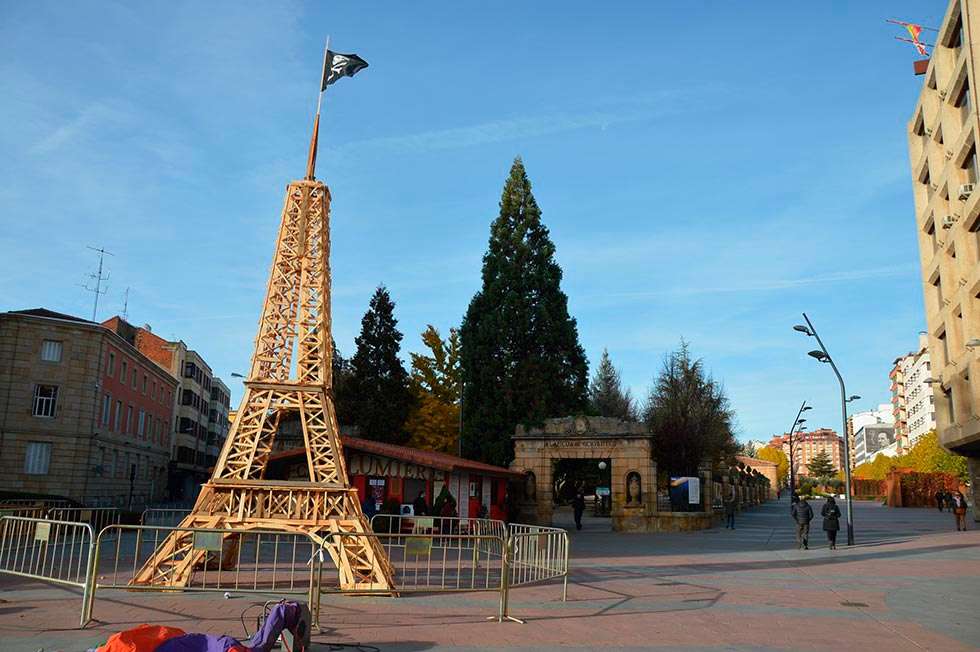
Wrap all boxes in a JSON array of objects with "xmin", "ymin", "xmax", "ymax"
[
  {"xmin": 244, "ymin": 602, "xmax": 301, "ymax": 652},
  {"xmin": 155, "ymin": 633, "xmax": 248, "ymax": 652}
]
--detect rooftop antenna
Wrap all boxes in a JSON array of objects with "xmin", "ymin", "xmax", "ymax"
[
  {"xmin": 121, "ymin": 287, "xmax": 131, "ymax": 320},
  {"xmin": 81, "ymin": 245, "xmax": 113, "ymax": 321}
]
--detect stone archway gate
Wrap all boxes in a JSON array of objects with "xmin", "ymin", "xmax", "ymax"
[{"xmin": 510, "ymin": 416, "xmax": 656, "ymax": 532}]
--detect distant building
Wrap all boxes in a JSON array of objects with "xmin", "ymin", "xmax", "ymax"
[
  {"xmin": 890, "ymin": 334, "xmax": 936, "ymax": 450},
  {"xmin": 853, "ymin": 424, "xmax": 899, "ymax": 467},
  {"xmin": 102, "ymin": 316, "xmax": 228, "ymax": 501},
  {"xmin": 0, "ymin": 309, "xmax": 177, "ymax": 507},
  {"xmin": 847, "ymin": 404, "xmax": 894, "ymax": 468},
  {"xmin": 769, "ymin": 428, "xmax": 843, "ymax": 477},
  {"xmin": 905, "ymin": 0, "xmax": 979, "ymax": 515},
  {"xmin": 209, "ymin": 378, "xmax": 231, "ymax": 465}
]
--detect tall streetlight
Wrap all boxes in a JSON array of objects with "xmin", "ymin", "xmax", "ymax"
[
  {"xmin": 794, "ymin": 313, "xmax": 856, "ymax": 546},
  {"xmin": 786, "ymin": 401, "xmax": 811, "ymax": 495}
]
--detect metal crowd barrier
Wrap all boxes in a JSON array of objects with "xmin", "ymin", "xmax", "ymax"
[
  {"xmin": 85, "ymin": 524, "xmax": 321, "ymax": 628},
  {"xmin": 370, "ymin": 514, "xmax": 507, "ymax": 556},
  {"xmin": 48, "ymin": 507, "xmax": 120, "ymax": 536},
  {"xmin": 140, "ymin": 508, "xmax": 191, "ymax": 527},
  {"xmin": 0, "ymin": 498, "xmax": 72, "ymax": 509},
  {"xmin": 0, "ymin": 516, "xmax": 95, "ymax": 626},
  {"xmin": 507, "ymin": 523, "xmax": 569, "ymax": 599}
]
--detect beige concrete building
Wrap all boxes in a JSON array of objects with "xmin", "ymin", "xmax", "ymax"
[
  {"xmin": 0, "ymin": 309, "xmax": 176, "ymax": 507},
  {"xmin": 906, "ymin": 0, "xmax": 980, "ymax": 515}
]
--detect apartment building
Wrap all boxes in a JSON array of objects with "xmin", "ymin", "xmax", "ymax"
[
  {"xmin": 853, "ymin": 424, "xmax": 899, "ymax": 466},
  {"xmin": 906, "ymin": 0, "xmax": 980, "ymax": 514},
  {"xmin": 847, "ymin": 404, "xmax": 894, "ymax": 468},
  {"xmin": 0, "ymin": 309, "xmax": 176, "ymax": 507},
  {"xmin": 208, "ymin": 377, "xmax": 231, "ymax": 464},
  {"xmin": 102, "ymin": 316, "xmax": 227, "ymax": 501},
  {"xmin": 769, "ymin": 428, "xmax": 843, "ymax": 477}
]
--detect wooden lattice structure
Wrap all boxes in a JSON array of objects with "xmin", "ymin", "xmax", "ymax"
[{"xmin": 133, "ymin": 113, "xmax": 393, "ymax": 592}]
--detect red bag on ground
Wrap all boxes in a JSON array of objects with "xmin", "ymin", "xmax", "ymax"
[{"xmin": 97, "ymin": 624, "xmax": 187, "ymax": 652}]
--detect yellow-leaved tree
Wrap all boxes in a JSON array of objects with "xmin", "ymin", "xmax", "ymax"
[
  {"xmin": 755, "ymin": 445, "xmax": 789, "ymax": 487},
  {"xmin": 405, "ymin": 325, "xmax": 461, "ymax": 454}
]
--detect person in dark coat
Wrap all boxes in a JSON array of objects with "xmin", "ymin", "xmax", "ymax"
[
  {"xmin": 935, "ymin": 490, "xmax": 945, "ymax": 511},
  {"xmin": 951, "ymin": 491, "xmax": 969, "ymax": 531},
  {"xmin": 572, "ymin": 490, "xmax": 586, "ymax": 530},
  {"xmin": 412, "ymin": 490, "xmax": 428, "ymax": 516},
  {"xmin": 361, "ymin": 493, "xmax": 377, "ymax": 520},
  {"xmin": 791, "ymin": 496, "xmax": 814, "ymax": 550},
  {"xmin": 723, "ymin": 487, "xmax": 737, "ymax": 529},
  {"xmin": 821, "ymin": 496, "xmax": 841, "ymax": 550}
]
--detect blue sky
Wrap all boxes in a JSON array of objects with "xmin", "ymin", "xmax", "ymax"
[{"xmin": 0, "ymin": 2, "xmax": 947, "ymax": 442}]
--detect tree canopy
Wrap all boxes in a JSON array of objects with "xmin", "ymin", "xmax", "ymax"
[
  {"xmin": 588, "ymin": 348, "xmax": 637, "ymax": 421},
  {"xmin": 806, "ymin": 450, "xmax": 835, "ymax": 480},
  {"xmin": 852, "ymin": 431, "xmax": 968, "ymax": 481},
  {"xmin": 340, "ymin": 285, "xmax": 414, "ymax": 444},
  {"xmin": 460, "ymin": 157, "xmax": 589, "ymax": 467},
  {"xmin": 405, "ymin": 325, "xmax": 461, "ymax": 454},
  {"xmin": 643, "ymin": 342, "xmax": 736, "ymax": 476},
  {"xmin": 755, "ymin": 445, "xmax": 789, "ymax": 486}
]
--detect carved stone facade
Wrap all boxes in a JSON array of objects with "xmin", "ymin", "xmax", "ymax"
[{"xmin": 510, "ymin": 416, "xmax": 660, "ymax": 532}]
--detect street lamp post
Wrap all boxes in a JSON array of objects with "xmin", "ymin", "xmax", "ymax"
[
  {"xmin": 786, "ymin": 401, "xmax": 811, "ymax": 495},
  {"xmin": 794, "ymin": 313, "xmax": 856, "ymax": 546}
]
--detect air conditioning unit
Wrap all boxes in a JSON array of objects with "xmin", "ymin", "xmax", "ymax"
[
  {"xmin": 942, "ymin": 214, "xmax": 957, "ymax": 229},
  {"xmin": 958, "ymin": 183, "xmax": 974, "ymax": 200}
]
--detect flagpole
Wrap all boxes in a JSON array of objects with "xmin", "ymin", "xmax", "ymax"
[{"xmin": 306, "ymin": 35, "xmax": 330, "ymax": 180}]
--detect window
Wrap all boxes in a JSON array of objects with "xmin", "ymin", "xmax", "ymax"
[
  {"xmin": 131, "ymin": 369, "xmax": 137, "ymax": 389},
  {"xmin": 126, "ymin": 405, "xmax": 134, "ymax": 434},
  {"xmin": 121, "ymin": 360, "xmax": 128, "ymax": 383},
  {"xmin": 107, "ymin": 351, "xmax": 115, "ymax": 377},
  {"xmin": 184, "ymin": 362, "xmax": 196, "ymax": 379},
  {"xmin": 106, "ymin": 448, "xmax": 115, "ymax": 477},
  {"xmin": 102, "ymin": 394, "xmax": 111, "ymax": 425},
  {"xmin": 40, "ymin": 340, "xmax": 62, "ymax": 362},
  {"xmin": 142, "ymin": 374, "xmax": 148, "ymax": 394},
  {"xmin": 138, "ymin": 410, "xmax": 145, "ymax": 438},
  {"xmin": 32, "ymin": 385, "xmax": 58, "ymax": 417},
  {"xmin": 115, "ymin": 401, "xmax": 122, "ymax": 431},
  {"xmin": 24, "ymin": 442, "xmax": 51, "ymax": 475}
]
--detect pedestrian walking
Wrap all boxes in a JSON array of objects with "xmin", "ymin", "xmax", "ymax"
[
  {"xmin": 935, "ymin": 489, "xmax": 945, "ymax": 511},
  {"xmin": 951, "ymin": 491, "xmax": 969, "ymax": 531},
  {"xmin": 572, "ymin": 490, "xmax": 586, "ymax": 531},
  {"xmin": 821, "ymin": 496, "xmax": 841, "ymax": 550},
  {"xmin": 723, "ymin": 486, "xmax": 737, "ymax": 529},
  {"xmin": 791, "ymin": 495, "xmax": 814, "ymax": 550}
]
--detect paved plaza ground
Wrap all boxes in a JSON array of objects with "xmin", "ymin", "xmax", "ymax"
[{"xmin": 1, "ymin": 499, "xmax": 977, "ymax": 651}]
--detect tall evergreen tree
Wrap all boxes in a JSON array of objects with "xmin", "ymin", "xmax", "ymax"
[
  {"xmin": 341, "ymin": 285, "xmax": 414, "ymax": 444},
  {"xmin": 643, "ymin": 342, "xmax": 736, "ymax": 476},
  {"xmin": 331, "ymin": 338, "xmax": 354, "ymax": 425},
  {"xmin": 460, "ymin": 158, "xmax": 589, "ymax": 466},
  {"xmin": 806, "ymin": 450, "xmax": 835, "ymax": 480},
  {"xmin": 588, "ymin": 348, "xmax": 637, "ymax": 421}
]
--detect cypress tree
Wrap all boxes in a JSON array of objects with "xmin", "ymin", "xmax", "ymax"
[
  {"xmin": 460, "ymin": 157, "xmax": 589, "ymax": 466},
  {"xmin": 589, "ymin": 348, "xmax": 638, "ymax": 421},
  {"xmin": 342, "ymin": 285, "xmax": 414, "ymax": 444}
]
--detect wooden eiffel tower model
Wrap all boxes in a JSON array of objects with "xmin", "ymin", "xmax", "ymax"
[{"xmin": 133, "ymin": 102, "xmax": 393, "ymax": 592}]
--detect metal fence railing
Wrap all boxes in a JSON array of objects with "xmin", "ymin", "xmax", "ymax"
[
  {"xmin": 506, "ymin": 524, "xmax": 569, "ymax": 599},
  {"xmin": 47, "ymin": 507, "xmax": 120, "ymax": 537},
  {"xmin": 85, "ymin": 525, "xmax": 322, "ymax": 628},
  {"xmin": 139, "ymin": 508, "xmax": 191, "ymax": 527},
  {"xmin": 0, "ymin": 516, "xmax": 572, "ymax": 628},
  {"xmin": 0, "ymin": 498, "xmax": 73, "ymax": 509},
  {"xmin": 0, "ymin": 516, "xmax": 95, "ymax": 626}
]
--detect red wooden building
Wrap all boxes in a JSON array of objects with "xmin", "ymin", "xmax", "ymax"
[{"xmin": 268, "ymin": 436, "xmax": 522, "ymax": 520}]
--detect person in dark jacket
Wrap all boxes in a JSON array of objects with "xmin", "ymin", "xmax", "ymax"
[
  {"xmin": 361, "ymin": 493, "xmax": 377, "ymax": 520},
  {"xmin": 412, "ymin": 490, "xmax": 428, "ymax": 516},
  {"xmin": 723, "ymin": 487, "xmax": 737, "ymax": 529},
  {"xmin": 791, "ymin": 496, "xmax": 814, "ymax": 549},
  {"xmin": 821, "ymin": 496, "xmax": 841, "ymax": 550},
  {"xmin": 951, "ymin": 491, "xmax": 969, "ymax": 531},
  {"xmin": 572, "ymin": 490, "xmax": 586, "ymax": 530},
  {"xmin": 935, "ymin": 490, "xmax": 945, "ymax": 511}
]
